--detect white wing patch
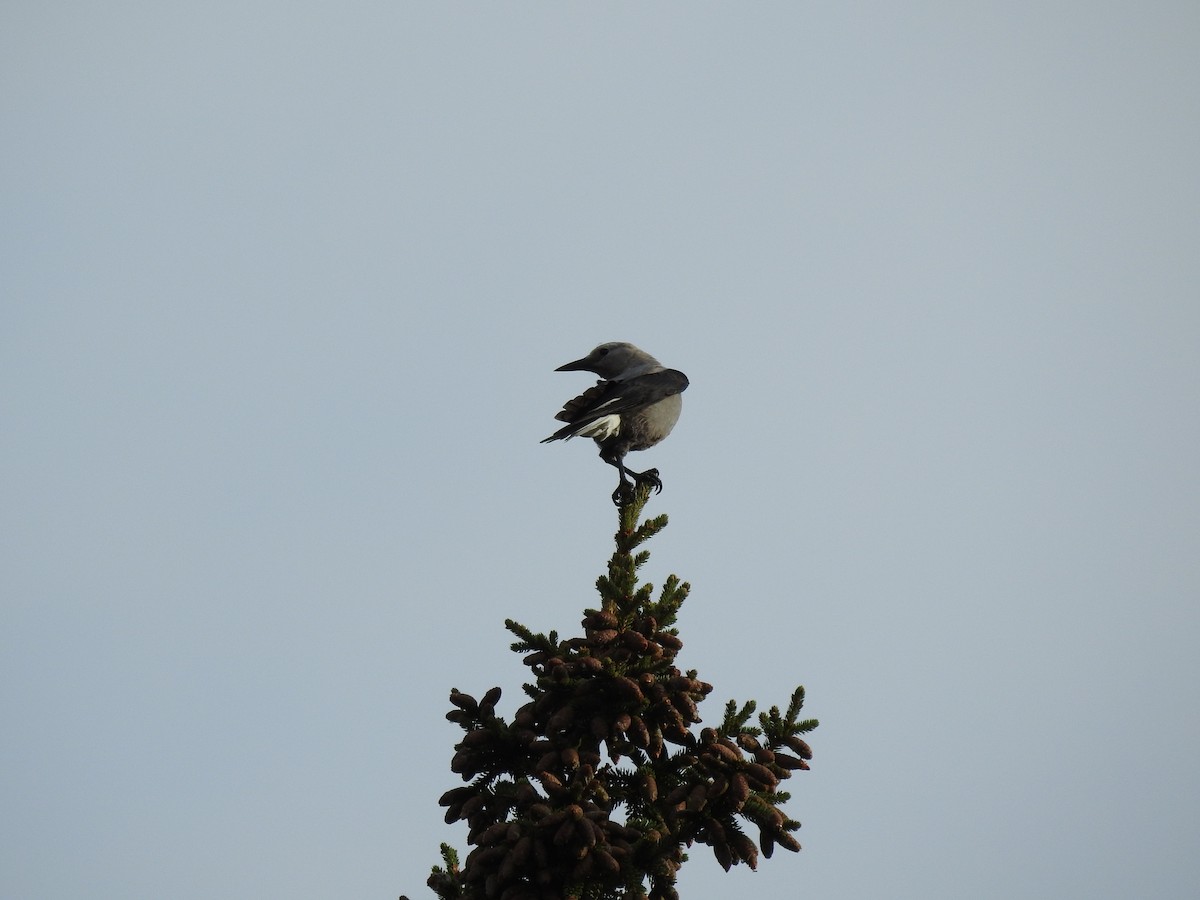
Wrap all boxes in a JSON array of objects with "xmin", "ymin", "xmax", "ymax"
[{"xmin": 574, "ymin": 414, "xmax": 621, "ymax": 440}]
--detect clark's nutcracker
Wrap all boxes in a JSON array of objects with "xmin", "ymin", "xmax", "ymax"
[{"xmin": 542, "ymin": 342, "xmax": 689, "ymax": 505}]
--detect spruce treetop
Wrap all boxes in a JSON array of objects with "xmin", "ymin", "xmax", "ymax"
[{"xmin": 403, "ymin": 484, "xmax": 816, "ymax": 900}]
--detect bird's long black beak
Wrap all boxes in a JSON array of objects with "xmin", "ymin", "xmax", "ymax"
[{"xmin": 554, "ymin": 356, "xmax": 592, "ymax": 372}]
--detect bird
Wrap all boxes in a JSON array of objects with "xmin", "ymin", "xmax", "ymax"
[{"xmin": 542, "ymin": 342, "xmax": 689, "ymax": 505}]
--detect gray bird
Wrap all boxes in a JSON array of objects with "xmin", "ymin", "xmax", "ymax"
[{"xmin": 542, "ymin": 342, "xmax": 689, "ymax": 505}]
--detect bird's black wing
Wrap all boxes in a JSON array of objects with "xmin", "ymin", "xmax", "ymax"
[{"xmin": 542, "ymin": 369, "xmax": 689, "ymax": 442}]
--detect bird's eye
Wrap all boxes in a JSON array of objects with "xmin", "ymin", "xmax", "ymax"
[{"xmin": 598, "ymin": 348, "xmax": 609, "ymax": 356}]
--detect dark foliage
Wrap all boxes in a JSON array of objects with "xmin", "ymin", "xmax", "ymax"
[{"xmin": 402, "ymin": 484, "xmax": 816, "ymax": 900}]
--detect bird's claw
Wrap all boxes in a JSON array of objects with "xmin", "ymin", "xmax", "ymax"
[{"xmin": 635, "ymin": 469, "xmax": 663, "ymax": 494}]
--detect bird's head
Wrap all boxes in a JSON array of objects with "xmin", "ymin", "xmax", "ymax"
[{"xmin": 554, "ymin": 342, "xmax": 661, "ymax": 380}]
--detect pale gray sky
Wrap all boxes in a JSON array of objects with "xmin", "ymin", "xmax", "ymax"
[{"xmin": 3, "ymin": 4, "xmax": 1199, "ymax": 899}]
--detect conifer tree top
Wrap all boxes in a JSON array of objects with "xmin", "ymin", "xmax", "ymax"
[{"xmin": 404, "ymin": 483, "xmax": 816, "ymax": 900}]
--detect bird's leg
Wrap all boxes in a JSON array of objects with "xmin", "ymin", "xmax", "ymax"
[{"xmin": 601, "ymin": 447, "xmax": 637, "ymax": 506}]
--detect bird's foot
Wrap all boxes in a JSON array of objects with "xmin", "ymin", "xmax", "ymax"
[
  {"xmin": 633, "ymin": 468, "xmax": 663, "ymax": 494},
  {"xmin": 612, "ymin": 470, "xmax": 663, "ymax": 506},
  {"xmin": 611, "ymin": 481, "xmax": 635, "ymax": 507}
]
